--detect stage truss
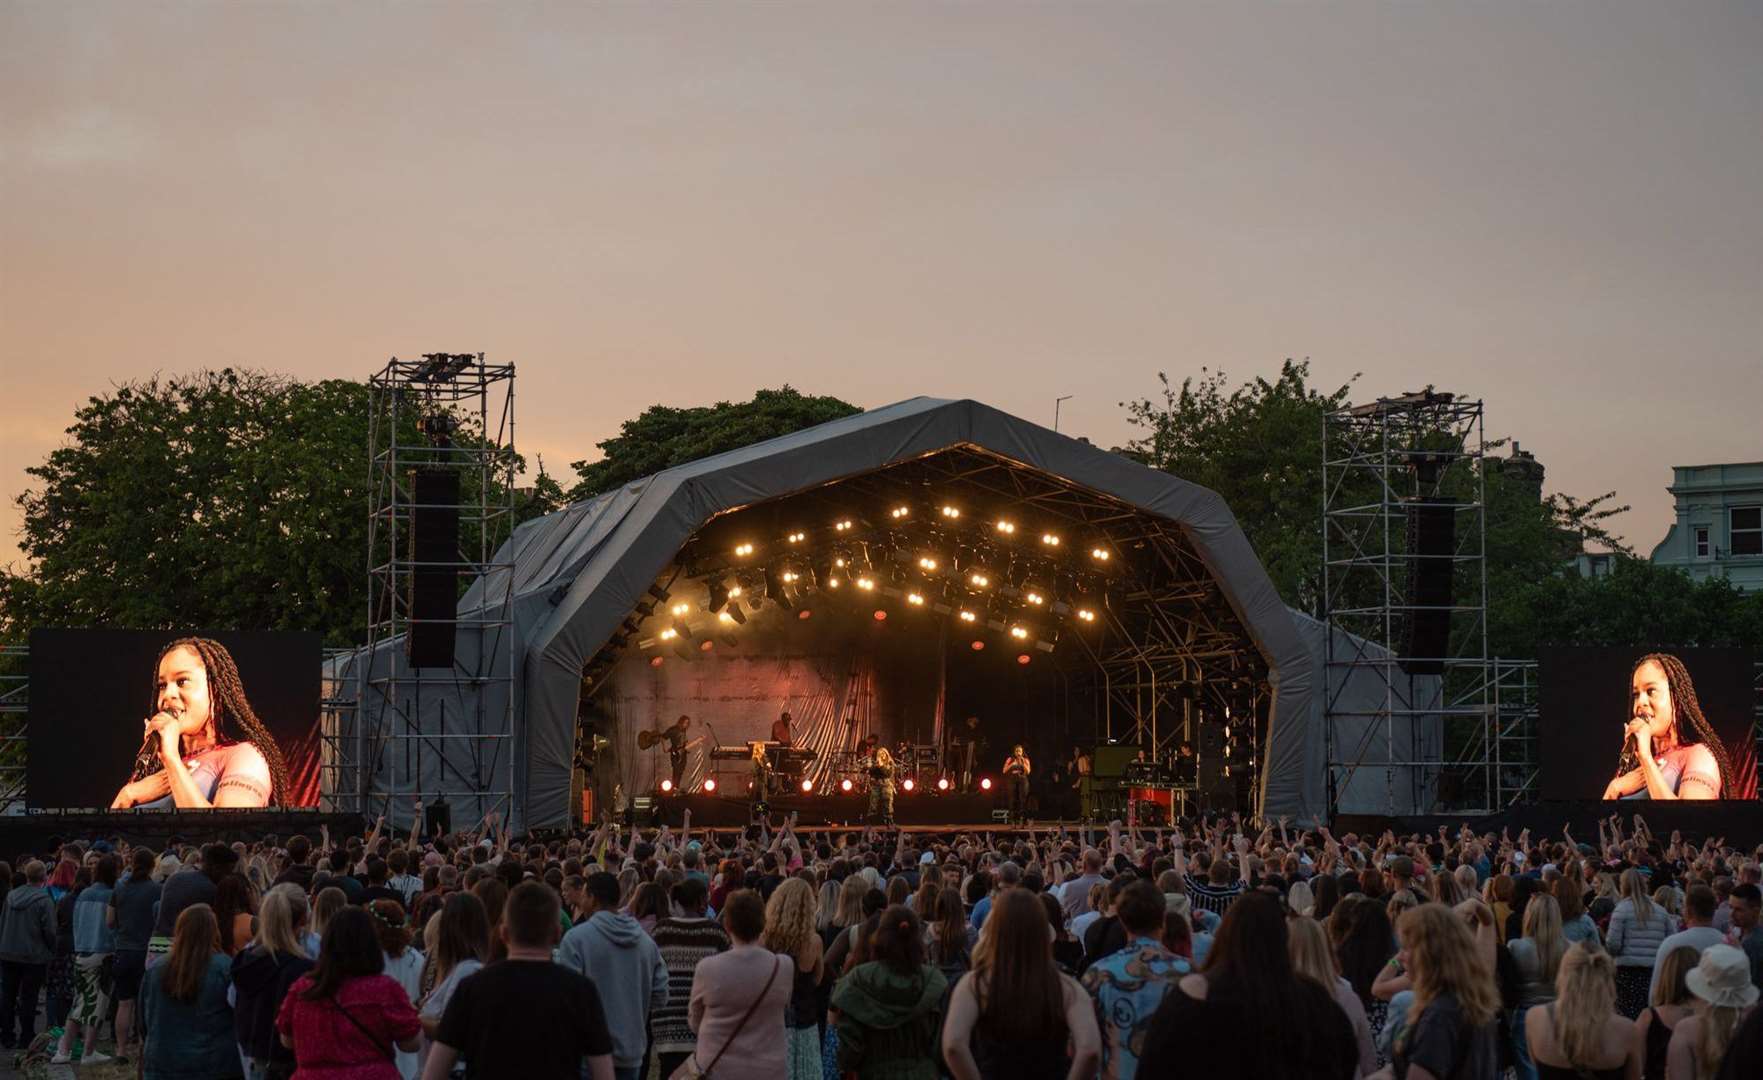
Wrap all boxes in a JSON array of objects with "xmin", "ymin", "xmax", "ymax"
[
  {"xmin": 1323, "ymin": 392, "xmax": 1493, "ymax": 816},
  {"xmin": 0, "ymin": 645, "xmax": 25, "ymax": 813},
  {"xmin": 322, "ymin": 354, "xmax": 518, "ymax": 824},
  {"xmin": 585, "ymin": 444, "xmax": 1272, "ymax": 811}
]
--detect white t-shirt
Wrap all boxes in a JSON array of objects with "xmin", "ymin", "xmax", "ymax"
[
  {"xmin": 419, "ymin": 958, "xmax": 484, "ymax": 1077},
  {"xmin": 383, "ymin": 948, "xmax": 426, "ymax": 1080}
]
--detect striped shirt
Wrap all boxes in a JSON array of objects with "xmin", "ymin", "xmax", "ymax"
[
  {"xmin": 1183, "ymin": 873, "xmax": 1244, "ymax": 917},
  {"xmin": 651, "ymin": 917, "xmax": 731, "ymax": 1053}
]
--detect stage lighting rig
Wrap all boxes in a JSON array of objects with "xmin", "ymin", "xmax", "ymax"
[
  {"xmin": 994, "ymin": 518, "xmax": 1017, "ymax": 535},
  {"xmin": 764, "ymin": 565, "xmax": 795, "ymax": 610},
  {"xmin": 416, "ymin": 411, "xmax": 458, "ymax": 448},
  {"xmin": 706, "ymin": 579, "xmax": 731, "ymax": 613}
]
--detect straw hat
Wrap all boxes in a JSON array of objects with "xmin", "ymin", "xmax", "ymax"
[{"xmin": 1685, "ymin": 945, "xmax": 1760, "ymax": 1009}]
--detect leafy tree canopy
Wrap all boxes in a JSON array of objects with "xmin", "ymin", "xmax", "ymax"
[
  {"xmin": 568, "ymin": 387, "xmax": 861, "ymax": 502},
  {"xmin": 2, "ymin": 369, "xmax": 559, "ymax": 647}
]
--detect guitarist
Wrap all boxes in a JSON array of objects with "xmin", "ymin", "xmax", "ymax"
[{"xmin": 664, "ymin": 714, "xmax": 694, "ymax": 791}]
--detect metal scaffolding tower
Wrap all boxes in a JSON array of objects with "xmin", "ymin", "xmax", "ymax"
[
  {"xmin": 324, "ymin": 354, "xmax": 518, "ymax": 824},
  {"xmin": 1322, "ymin": 391, "xmax": 1491, "ymax": 817}
]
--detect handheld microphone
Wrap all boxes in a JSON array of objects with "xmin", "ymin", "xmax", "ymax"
[{"xmin": 130, "ymin": 706, "xmax": 181, "ymax": 782}]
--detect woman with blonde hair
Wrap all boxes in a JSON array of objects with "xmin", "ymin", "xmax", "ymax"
[
  {"xmin": 309, "ymin": 885, "xmax": 347, "ymax": 952},
  {"xmin": 1378, "ymin": 903, "xmax": 1500, "ymax": 1080},
  {"xmin": 1632, "ymin": 944, "xmax": 1698, "ymax": 1080},
  {"xmin": 764, "ymin": 877, "xmax": 826, "ymax": 1080},
  {"xmin": 1665, "ymin": 945, "xmax": 1757, "ymax": 1080},
  {"xmin": 1608, "ymin": 868, "xmax": 1679, "ymax": 1019},
  {"xmin": 231, "ymin": 885, "xmax": 314, "ymax": 1080},
  {"xmin": 1288, "ymin": 879, "xmax": 1316, "ymax": 918},
  {"xmin": 1453, "ymin": 899, "xmax": 1499, "ymax": 978},
  {"xmin": 1509, "ymin": 893, "xmax": 1567, "ymax": 1080},
  {"xmin": 1522, "ymin": 940, "xmax": 1639, "ymax": 1079},
  {"xmin": 1431, "ymin": 871, "xmax": 1466, "ymax": 908},
  {"xmin": 1288, "ymin": 915, "xmax": 1377, "ymax": 1076}
]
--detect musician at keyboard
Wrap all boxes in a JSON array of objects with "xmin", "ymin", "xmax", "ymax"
[{"xmin": 770, "ymin": 710, "xmax": 795, "ymax": 747}]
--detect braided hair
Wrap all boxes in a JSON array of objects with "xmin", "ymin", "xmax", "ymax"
[
  {"xmin": 154, "ymin": 637, "xmax": 291, "ymax": 807},
  {"xmin": 1615, "ymin": 653, "xmax": 1732, "ymax": 799}
]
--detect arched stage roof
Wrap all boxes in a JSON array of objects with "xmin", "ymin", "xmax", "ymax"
[{"xmin": 440, "ymin": 396, "xmax": 1315, "ymax": 828}]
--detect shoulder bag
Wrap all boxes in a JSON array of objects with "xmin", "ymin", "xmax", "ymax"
[{"xmin": 675, "ymin": 955, "xmax": 782, "ymax": 1080}]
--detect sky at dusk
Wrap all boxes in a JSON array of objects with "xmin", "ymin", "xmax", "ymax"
[{"xmin": 4, "ymin": 2, "xmax": 1760, "ymax": 574}]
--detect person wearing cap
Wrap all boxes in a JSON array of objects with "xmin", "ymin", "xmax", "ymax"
[{"xmin": 1666, "ymin": 944, "xmax": 1758, "ymax": 1080}]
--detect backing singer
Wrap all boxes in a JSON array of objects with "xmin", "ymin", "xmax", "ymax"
[
  {"xmin": 1602, "ymin": 652, "xmax": 1732, "ymax": 801},
  {"xmin": 109, "ymin": 637, "xmax": 290, "ymax": 809}
]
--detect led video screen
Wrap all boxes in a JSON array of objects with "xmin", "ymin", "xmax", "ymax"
[
  {"xmin": 28, "ymin": 629, "xmax": 322, "ymax": 809},
  {"xmin": 1539, "ymin": 647, "xmax": 1757, "ymax": 801}
]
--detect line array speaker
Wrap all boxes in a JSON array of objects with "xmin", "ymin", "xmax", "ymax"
[
  {"xmin": 1401, "ymin": 498, "xmax": 1454, "ymax": 676},
  {"xmin": 408, "ymin": 469, "xmax": 460, "ymax": 669}
]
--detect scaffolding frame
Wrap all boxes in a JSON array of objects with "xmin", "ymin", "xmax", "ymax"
[
  {"xmin": 0, "ymin": 645, "xmax": 26, "ymax": 813},
  {"xmin": 324, "ymin": 355, "xmax": 518, "ymax": 824},
  {"xmin": 1322, "ymin": 392, "xmax": 1491, "ymax": 816}
]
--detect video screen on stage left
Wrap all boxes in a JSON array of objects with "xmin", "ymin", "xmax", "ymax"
[
  {"xmin": 28, "ymin": 629, "xmax": 322, "ymax": 810},
  {"xmin": 1539, "ymin": 647, "xmax": 1757, "ymax": 801}
]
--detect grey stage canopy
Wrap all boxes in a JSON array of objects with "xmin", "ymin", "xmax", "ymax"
[{"xmin": 330, "ymin": 397, "xmax": 1351, "ymax": 830}]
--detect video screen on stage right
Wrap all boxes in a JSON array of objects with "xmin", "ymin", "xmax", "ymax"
[{"xmin": 1539, "ymin": 647, "xmax": 1758, "ymax": 801}]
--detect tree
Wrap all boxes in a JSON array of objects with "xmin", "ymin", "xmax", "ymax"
[
  {"xmin": 568, "ymin": 387, "xmax": 862, "ymax": 502},
  {"xmin": 1, "ymin": 369, "xmax": 559, "ymax": 648},
  {"xmin": 1119, "ymin": 360, "xmax": 1354, "ymax": 613}
]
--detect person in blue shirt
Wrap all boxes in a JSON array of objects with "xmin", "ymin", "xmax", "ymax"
[
  {"xmin": 1079, "ymin": 880, "xmax": 1189, "ymax": 1080},
  {"xmin": 54, "ymin": 855, "xmax": 119, "ymax": 1065}
]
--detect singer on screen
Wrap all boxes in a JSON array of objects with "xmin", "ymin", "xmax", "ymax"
[
  {"xmin": 1602, "ymin": 652, "xmax": 1733, "ymax": 800},
  {"xmin": 109, "ymin": 637, "xmax": 289, "ymax": 809}
]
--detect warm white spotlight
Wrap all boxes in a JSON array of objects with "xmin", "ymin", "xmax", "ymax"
[
  {"xmin": 968, "ymin": 572, "xmax": 989, "ymax": 588},
  {"xmin": 936, "ymin": 777, "xmax": 950, "ymax": 791},
  {"xmin": 1025, "ymin": 591, "xmax": 1044, "ymax": 606},
  {"xmin": 734, "ymin": 543, "xmax": 755, "ymax": 557},
  {"xmin": 958, "ymin": 610, "xmax": 977, "ymax": 623},
  {"xmin": 672, "ymin": 603, "xmax": 691, "ymax": 616},
  {"xmin": 1090, "ymin": 547, "xmax": 1110, "ymax": 562},
  {"xmin": 834, "ymin": 520, "xmax": 854, "ymax": 532},
  {"xmin": 902, "ymin": 777, "xmax": 915, "ymax": 792},
  {"xmin": 703, "ymin": 778, "xmax": 717, "ymax": 793},
  {"xmin": 995, "ymin": 519, "xmax": 1016, "ymax": 535},
  {"xmin": 660, "ymin": 779, "xmax": 674, "ymax": 793},
  {"xmin": 907, "ymin": 592, "xmax": 925, "ymax": 606},
  {"xmin": 979, "ymin": 777, "xmax": 993, "ymax": 791},
  {"xmin": 781, "ymin": 571, "xmax": 799, "ymax": 582},
  {"xmin": 1010, "ymin": 626, "xmax": 1029, "ymax": 640},
  {"xmin": 856, "ymin": 576, "xmax": 876, "ymax": 591},
  {"xmin": 800, "ymin": 779, "xmax": 814, "ymax": 793},
  {"xmin": 1077, "ymin": 607, "xmax": 1097, "ymax": 622},
  {"xmin": 660, "ymin": 628, "xmax": 678, "ymax": 640},
  {"xmin": 840, "ymin": 778, "xmax": 854, "ymax": 793},
  {"xmin": 718, "ymin": 611, "xmax": 735, "ymax": 624},
  {"xmin": 1040, "ymin": 533, "xmax": 1061, "ymax": 547},
  {"xmin": 890, "ymin": 506, "xmax": 911, "ymax": 520},
  {"xmin": 727, "ymin": 585, "xmax": 743, "ymax": 598},
  {"xmin": 787, "ymin": 532, "xmax": 806, "ymax": 543},
  {"xmin": 917, "ymin": 557, "xmax": 938, "ymax": 571},
  {"xmin": 939, "ymin": 505, "xmax": 961, "ymax": 519}
]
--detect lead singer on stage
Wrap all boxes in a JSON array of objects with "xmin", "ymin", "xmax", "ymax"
[
  {"xmin": 867, "ymin": 747, "xmax": 896, "ymax": 825},
  {"xmin": 109, "ymin": 637, "xmax": 290, "ymax": 809},
  {"xmin": 1602, "ymin": 652, "xmax": 1732, "ymax": 801},
  {"xmin": 1003, "ymin": 745, "xmax": 1031, "ymax": 823}
]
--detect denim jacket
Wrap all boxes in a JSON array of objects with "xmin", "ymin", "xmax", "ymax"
[{"xmin": 72, "ymin": 883, "xmax": 116, "ymax": 954}]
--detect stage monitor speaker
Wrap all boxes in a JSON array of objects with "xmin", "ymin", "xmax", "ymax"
[
  {"xmin": 408, "ymin": 469, "xmax": 460, "ymax": 669},
  {"xmin": 1091, "ymin": 744, "xmax": 1139, "ymax": 779},
  {"xmin": 1402, "ymin": 499, "xmax": 1455, "ymax": 676}
]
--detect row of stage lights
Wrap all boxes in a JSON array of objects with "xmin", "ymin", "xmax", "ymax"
[
  {"xmin": 659, "ymin": 774, "xmax": 993, "ymax": 796},
  {"xmin": 645, "ymin": 498, "xmax": 1115, "ymax": 666}
]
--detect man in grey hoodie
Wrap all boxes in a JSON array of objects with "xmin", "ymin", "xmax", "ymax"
[
  {"xmin": 0, "ymin": 860, "xmax": 58, "ymax": 1048},
  {"xmin": 557, "ymin": 872, "xmax": 668, "ymax": 1080}
]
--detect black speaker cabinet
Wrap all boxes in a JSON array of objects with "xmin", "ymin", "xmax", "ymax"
[
  {"xmin": 1401, "ymin": 499, "xmax": 1455, "ymax": 675},
  {"xmin": 407, "ymin": 469, "xmax": 460, "ymax": 669}
]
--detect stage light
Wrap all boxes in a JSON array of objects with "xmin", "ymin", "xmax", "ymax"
[
  {"xmin": 1040, "ymin": 532, "xmax": 1061, "ymax": 547},
  {"xmin": 781, "ymin": 571, "xmax": 799, "ymax": 583},
  {"xmin": 660, "ymin": 779, "xmax": 674, "ymax": 793},
  {"xmin": 798, "ymin": 609, "xmax": 813, "ymax": 619},
  {"xmin": 703, "ymin": 778, "xmax": 717, "ymax": 793},
  {"xmin": 958, "ymin": 610, "xmax": 977, "ymax": 623},
  {"xmin": 994, "ymin": 519, "xmax": 1016, "ymax": 535},
  {"xmin": 979, "ymin": 777, "xmax": 993, "ymax": 791},
  {"xmin": 764, "ymin": 566, "xmax": 795, "ymax": 611},
  {"xmin": 707, "ymin": 580, "xmax": 730, "ymax": 612},
  {"xmin": 937, "ymin": 777, "xmax": 950, "ymax": 791},
  {"xmin": 1018, "ymin": 654, "xmax": 1031, "ymax": 665},
  {"xmin": 699, "ymin": 639, "xmax": 714, "ymax": 652},
  {"xmin": 734, "ymin": 543, "xmax": 755, "ymax": 557},
  {"xmin": 649, "ymin": 656, "xmax": 664, "ymax": 668},
  {"xmin": 728, "ymin": 585, "xmax": 744, "ymax": 598},
  {"xmin": 1025, "ymin": 590, "xmax": 1045, "ymax": 606},
  {"xmin": 968, "ymin": 572, "xmax": 989, "ymax": 588},
  {"xmin": 718, "ymin": 611, "xmax": 736, "ymax": 625},
  {"xmin": 902, "ymin": 777, "xmax": 915, "ymax": 792},
  {"xmin": 856, "ymin": 576, "xmax": 876, "ymax": 591},
  {"xmin": 800, "ymin": 779, "xmax": 814, "ymax": 793},
  {"xmin": 671, "ymin": 619, "xmax": 693, "ymax": 639},
  {"xmin": 917, "ymin": 557, "xmax": 938, "ymax": 572},
  {"xmin": 971, "ymin": 640, "xmax": 985, "ymax": 650},
  {"xmin": 873, "ymin": 609, "xmax": 887, "ymax": 621},
  {"xmin": 1010, "ymin": 626, "xmax": 1029, "ymax": 640},
  {"xmin": 787, "ymin": 531, "xmax": 806, "ymax": 544},
  {"xmin": 660, "ymin": 628, "xmax": 678, "ymax": 641},
  {"xmin": 1076, "ymin": 607, "xmax": 1097, "ymax": 623},
  {"xmin": 672, "ymin": 603, "xmax": 691, "ymax": 616},
  {"xmin": 939, "ymin": 505, "xmax": 961, "ymax": 519},
  {"xmin": 723, "ymin": 600, "xmax": 747, "ymax": 625},
  {"xmin": 840, "ymin": 778, "xmax": 854, "ymax": 793},
  {"xmin": 834, "ymin": 519, "xmax": 854, "ymax": 532},
  {"xmin": 835, "ymin": 557, "xmax": 848, "ymax": 567},
  {"xmin": 827, "ymin": 577, "xmax": 841, "ymax": 588},
  {"xmin": 890, "ymin": 506, "xmax": 911, "ymax": 520},
  {"xmin": 1090, "ymin": 547, "xmax": 1111, "ymax": 562},
  {"xmin": 907, "ymin": 592, "xmax": 925, "ymax": 606}
]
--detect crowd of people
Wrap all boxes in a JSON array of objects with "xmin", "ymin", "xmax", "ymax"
[{"xmin": 0, "ymin": 808, "xmax": 1760, "ymax": 1080}]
